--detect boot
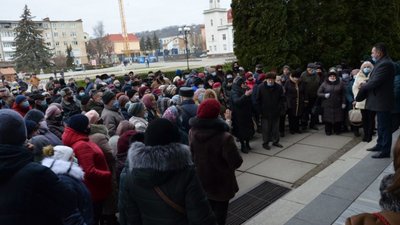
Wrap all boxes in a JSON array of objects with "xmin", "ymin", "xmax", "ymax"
[
  {"xmin": 246, "ymin": 140, "xmax": 252, "ymax": 150},
  {"xmin": 240, "ymin": 141, "xmax": 249, "ymax": 154}
]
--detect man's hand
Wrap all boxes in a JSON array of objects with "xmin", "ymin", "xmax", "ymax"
[{"xmin": 245, "ymin": 89, "xmax": 253, "ymax": 96}]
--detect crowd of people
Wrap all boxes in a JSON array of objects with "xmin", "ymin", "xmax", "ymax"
[{"xmin": 0, "ymin": 43, "xmax": 399, "ymax": 225}]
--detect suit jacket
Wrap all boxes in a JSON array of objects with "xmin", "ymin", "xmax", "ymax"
[{"xmin": 360, "ymin": 56, "xmax": 395, "ymax": 112}]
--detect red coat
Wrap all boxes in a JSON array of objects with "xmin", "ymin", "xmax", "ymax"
[
  {"xmin": 12, "ymin": 102, "xmax": 31, "ymax": 117},
  {"xmin": 62, "ymin": 127, "xmax": 112, "ymax": 203}
]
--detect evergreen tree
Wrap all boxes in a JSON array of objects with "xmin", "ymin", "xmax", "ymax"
[
  {"xmin": 152, "ymin": 32, "xmax": 160, "ymax": 51},
  {"xmin": 66, "ymin": 45, "xmax": 74, "ymax": 67},
  {"xmin": 14, "ymin": 5, "xmax": 53, "ymax": 72},
  {"xmin": 139, "ymin": 37, "xmax": 146, "ymax": 51},
  {"xmin": 145, "ymin": 36, "xmax": 152, "ymax": 51}
]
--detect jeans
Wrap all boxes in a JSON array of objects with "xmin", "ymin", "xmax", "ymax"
[{"xmin": 376, "ymin": 111, "xmax": 392, "ymax": 155}]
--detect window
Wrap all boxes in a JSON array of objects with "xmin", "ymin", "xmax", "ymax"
[
  {"xmin": 222, "ymin": 34, "xmax": 226, "ymax": 40},
  {"xmin": 60, "ymin": 23, "xmax": 64, "ymax": 28},
  {"xmin": 64, "ymin": 41, "xmax": 68, "ymax": 46},
  {"xmin": 211, "ymin": 35, "xmax": 214, "ymax": 41},
  {"xmin": 54, "ymin": 32, "xmax": 58, "ymax": 37},
  {"xmin": 223, "ymin": 44, "xmax": 227, "ymax": 51},
  {"xmin": 72, "ymin": 41, "xmax": 78, "ymax": 45},
  {"xmin": 52, "ymin": 23, "xmax": 57, "ymax": 28},
  {"xmin": 209, "ymin": 46, "xmax": 212, "ymax": 52},
  {"xmin": 55, "ymin": 41, "xmax": 60, "ymax": 46},
  {"xmin": 56, "ymin": 50, "xmax": 62, "ymax": 55},
  {"xmin": 70, "ymin": 32, "xmax": 76, "ymax": 37},
  {"xmin": 70, "ymin": 23, "xmax": 76, "ymax": 28},
  {"xmin": 214, "ymin": 45, "xmax": 217, "ymax": 51},
  {"xmin": 62, "ymin": 32, "xmax": 66, "ymax": 37},
  {"xmin": 220, "ymin": 19, "xmax": 223, "ymax": 25},
  {"xmin": 46, "ymin": 42, "xmax": 51, "ymax": 46},
  {"xmin": 211, "ymin": 19, "xmax": 213, "ymax": 26}
]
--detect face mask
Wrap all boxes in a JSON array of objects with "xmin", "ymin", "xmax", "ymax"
[
  {"xmin": 342, "ymin": 74, "xmax": 350, "ymax": 79},
  {"xmin": 21, "ymin": 101, "xmax": 30, "ymax": 108},
  {"xmin": 371, "ymin": 57, "xmax": 377, "ymax": 63},
  {"xmin": 198, "ymin": 84, "xmax": 204, "ymax": 88},
  {"xmin": 79, "ymin": 92, "xmax": 85, "ymax": 97},
  {"xmin": 115, "ymin": 84, "xmax": 120, "ymax": 87},
  {"xmin": 41, "ymin": 100, "xmax": 47, "ymax": 107},
  {"xmin": 54, "ymin": 114, "xmax": 63, "ymax": 121},
  {"xmin": 328, "ymin": 77, "xmax": 336, "ymax": 82},
  {"xmin": 363, "ymin": 68, "xmax": 371, "ymax": 75},
  {"xmin": 267, "ymin": 82, "xmax": 274, "ymax": 86},
  {"xmin": 112, "ymin": 101, "xmax": 120, "ymax": 110}
]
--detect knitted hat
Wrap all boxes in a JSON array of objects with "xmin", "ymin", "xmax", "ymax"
[
  {"xmin": 15, "ymin": 95, "xmax": 27, "ymax": 105},
  {"xmin": 66, "ymin": 114, "xmax": 89, "ymax": 134},
  {"xmin": 179, "ymin": 87, "xmax": 194, "ymax": 97},
  {"xmin": 144, "ymin": 118, "xmax": 180, "ymax": 146},
  {"xmin": 25, "ymin": 109, "xmax": 45, "ymax": 123},
  {"xmin": 152, "ymin": 89, "xmax": 162, "ymax": 97},
  {"xmin": 30, "ymin": 135, "xmax": 51, "ymax": 160},
  {"xmin": 170, "ymin": 95, "xmax": 181, "ymax": 105},
  {"xmin": 127, "ymin": 102, "xmax": 145, "ymax": 117},
  {"xmin": 0, "ymin": 109, "xmax": 27, "ymax": 145},
  {"xmin": 45, "ymin": 105, "xmax": 62, "ymax": 119},
  {"xmin": 118, "ymin": 95, "xmax": 130, "ymax": 108},
  {"xmin": 197, "ymin": 98, "xmax": 221, "ymax": 119},
  {"xmin": 52, "ymin": 145, "xmax": 74, "ymax": 161},
  {"xmin": 212, "ymin": 82, "xmax": 222, "ymax": 89},
  {"xmin": 162, "ymin": 106, "xmax": 180, "ymax": 124},
  {"xmin": 102, "ymin": 91, "xmax": 116, "ymax": 105},
  {"xmin": 85, "ymin": 110, "xmax": 100, "ymax": 125},
  {"xmin": 139, "ymin": 86, "xmax": 150, "ymax": 98},
  {"xmin": 117, "ymin": 130, "xmax": 138, "ymax": 154},
  {"xmin": 25, "ymin": 119, "xmax": 39, "ymax": 137}
]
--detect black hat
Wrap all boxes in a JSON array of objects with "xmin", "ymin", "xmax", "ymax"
[
  {"xmin": 0, "ymin": 109, "xmax": 27, "ymax": 145},
  {"xmin": 25, "ymin": 109, "xmax": 45, "ymax": 123},
  {"xmin": 102, "ymin": 91, "xmax": 116, "ymax": 105},
  {"xmin": 67, "ymin": 114, "xmax": 89, "ymax": 134},
  {"xmin": 265, "ymin": 72, "xmax": 277, "ymax": 79},
  {"xmin": 144, "ymin": 118, "xmax": 180, "ymax": 146},
  {"xmin": 292, "ymin": 68, "xmax": 302, "ymax": 78},
  {"xmin": 179, "ymin": 87, "xmax": 194, "ymax": 98},
  {"xmin": 307, "ymin": 63, "xmax": 316, "ymax": 69}
]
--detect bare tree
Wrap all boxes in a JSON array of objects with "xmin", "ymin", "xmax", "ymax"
[{"xmin": 91, "ymin": 21, "xmax": 111, "ymax": 64}]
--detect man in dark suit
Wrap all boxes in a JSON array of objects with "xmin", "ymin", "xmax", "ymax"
[{"xmin": 359, "ymin": 43, "xmax": 395, "ymax": 158}]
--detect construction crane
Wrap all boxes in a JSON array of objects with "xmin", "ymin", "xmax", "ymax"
[{"xmin": 118, "ymin": 0, "xmax": 130, "ymax": 58}]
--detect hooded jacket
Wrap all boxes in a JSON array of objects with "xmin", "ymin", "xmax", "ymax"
[
  {"xmin": 189, "ymin": 117, "xmax": 243, "ymax": 201},
  {"xmin": 119, "ymin": 142, "xmax": 216, "ymax": 225},
  {"xmin": 62, "ymin": 127, "xmax": 112, "ymax": 203},
  {"xmin": 0, "ymin": 144, "xmax": 77, "ymax": 225},
  {"xmin": 42, "ymin": 158, "xmax": 94, "ymax": 225}
]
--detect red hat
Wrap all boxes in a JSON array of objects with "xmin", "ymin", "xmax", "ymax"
[
  {"xmin": 197, "ymin": 98, "xmax": 221, "ymax": 119},
  {"xmin": 212, "ymin": 82, "xmax": 221, "ymax": 89},
  {"xmin": 117, "ymin": 130, "xmax": 138, "ymax": 154},
  {"xmin": 258, "ymin": 73, "xmax": 267, "ymax": 82},
  {"xmin": 245, "ymin": 72, "xmax": 253, "ymax": 79},
  {"xmin": 152, "ymin": 88, "xmax": 162, "ymax": 96}
]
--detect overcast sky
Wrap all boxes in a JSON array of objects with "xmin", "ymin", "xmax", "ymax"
[{"xmin": 1, "ymin": 0, "xmax": 231, "ymax": 37}]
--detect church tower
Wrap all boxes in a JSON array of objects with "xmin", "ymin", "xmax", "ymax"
[{"xmin": 209, "ymin": 0, "xmax": 221, "ymax": 9}]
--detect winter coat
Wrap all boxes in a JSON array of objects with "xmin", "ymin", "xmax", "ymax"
[
  {"xmin": 42, "ymin": 158, "xmax": 94, "ymax": 225},
  {"xmin": 101, "ymin": 106, "xmax": 124, "ymax": 137},
  {"xmin": 256, "ymin": 82, "xmax": 285, "ymax": 119},
  {"xmin": 129, "ymin": 116, "xmax": 148, "ymax": 132},
  {"xmin": 189, "ymin": 117, "xmax": 242, "ymax": 201},
  {"xmin": 46, "ymin": 119, "xmax": 64, "ymax": 140},
  {"xmin": 62, "ymin": 127, "xmax": 112, "ymax": 203},
  {"xmin": 230, "ymin": 83, "xmax": 254, "ymax": 140},
  {"xmin": 0, "ymin": 144, "xmax": 79, "ymax": 225},
  {"xmin": 353, "ymin": 70, "xmax": 369, "ymax": 109},
  {"xmin": 179, "ymin": 99, "xmax": 198, "ymax": 133},
  {"xmin": 301, "ymin": 71, "xmax": 321, "ymax": 100},
  {"xmin": 61, "ymin": 100, "xmax": 82, "ymax": 120},
  {"xmin": 12, "ymin": 103, "xmax": 31, "ymax": 117},
  {"xmin": 360, "ymin": 56, "xmax": 395, "ymax": 112},
  {"xmin": 346, "ymin": 173, "xmax": 400, "ymax": 225},
  {"xmin": 393, "ymin": 63, "xmax": 400, "ymax": 113},
  {"xmin": 284, "ymin": 78, "xmax": 307, "ymax": 117},
  {"xmin": 85, "ymin": 82, "xmax": 94, "ymax": 95},
  {"xmin": 89, "ymin": 124, "xmax": 118, "ymax": 215},
  {"xmin": 119, "ymin": 142, "xmax": 217, "ymax": 225},
  {"xmin": 343, "ymin": 77, "xmax": 355, "ymax": 109},
  {"xmin": 86, "ymin": 99, "xmax": 104, "ymax": 115},
  {"xmin": 38, "ymin": 125, "xmax": 62, "ymax": 146},
  {"xmin": 317, "ymin": 80, "xmax": 346, "ymax": 123}
]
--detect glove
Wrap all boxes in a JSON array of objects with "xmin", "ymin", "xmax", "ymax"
[
  {"xmin": 324, "ymin": 93, "xmax": 330, "ymax": 99},
  {"xmin": 341, "ymin": 104, "xmax": 346, "ymax": 109}
]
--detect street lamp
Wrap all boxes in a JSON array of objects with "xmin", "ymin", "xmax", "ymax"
[{"xmin": 178, "ymin": 26, "xmax": 191, "ymax": 71}]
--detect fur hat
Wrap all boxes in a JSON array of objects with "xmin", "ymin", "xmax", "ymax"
[
  {"xmin": 179, "ymin": 87, "xmax": 194, "ymax": 98},
  {"xmin": 15, "ymin": 95, "xmax": 27, "ymax": 105},
  {"xmin": 102, "ymin": 91, "xmax": 116, "ymax": 105},
  {"xmin": 144, "ymin": 118, "xmax": 180, "ymax": 146},
  {"xmin": 197, "ymin": 98, "xmax": 221, "ymax": 119},
  {"xmin": 25, "ymin": 109, "xmax": 45, "ymax": 123},
  {"xmin": 53, "ymin": 145, "xmax": 74, "ymax": 161},
  {"xmin": 85, "ymin": 110, "xmax": 100, "ymax": 125},
  {"xmin": 66, "ymin": 114, "xmax": 89, "ymax": 134},
  {"xmin": 0, "ymin": 109, "xmax": 27, "ymax": 145},
  {"xmin": 328, "ymin": 67, "xmax": 337, "ymax": 75}
]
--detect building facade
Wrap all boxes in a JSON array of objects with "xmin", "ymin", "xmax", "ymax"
[
  {"xmin": 203, "ymin": 0, "xmax": 234, "ymax": 56},
  {"xmin": 106, "ymin": 33, "xmax": 140, "ymax": 63},
  {"xmin": 0, "ymin": 18, "xmax": 88, "ymax": 65}
]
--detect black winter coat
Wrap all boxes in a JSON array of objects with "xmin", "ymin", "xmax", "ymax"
[
  {"xmin": 119, "ymin": 142, "xmax": 216, "ymax": 225},
  {"xmin": 179, "ymin": 99, "xmax": 198, "ymax": 133},
  {"xmin": 230, "ymin": 83, "xmax": 254, "ymax": 140},
  {"xmin": 0, "ymin": 144, "xmax": 80, "ymax": 225},
  {"xmin": 284, "ymin": 79, "xmax": 307, "ymax": 117},
  {"xmin": 360, "ymin": 56, "xmax": 395, "ymax": 112},
  {"xmin": 189, "ymin": 118, "xmax": 243, "ymax": 201},
  {"xmin": 317, "ymin": 80, "xmax": 346, "ymax": 123},
  {"xmin": 256, "ymin": 83, "xmax": 285, "ymax": 119}
]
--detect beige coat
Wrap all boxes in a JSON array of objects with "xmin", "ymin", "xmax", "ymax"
[{"xmin": 353, "ymin": 62, "xmax": 374, "ymax": 109}]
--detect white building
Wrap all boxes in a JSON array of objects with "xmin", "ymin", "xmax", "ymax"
[{"xmin": 203, "ymin": 0, "xmax": 234, "ymax": 56}]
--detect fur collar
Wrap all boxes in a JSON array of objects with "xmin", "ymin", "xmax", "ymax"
[
  {"xmin": 127, "ymin": 142, "xmax": 193, "ymax": 172},
  {"xmin": 380, "ymin": 174, "xmax": 400, "ymax": 212},
  {"xmin": 90, "ymin": 124, "xmax": 109, "ymax": 137},
  {"xmin": 42, "ymin": 158, "xmax": 84, "ymax": 180}
]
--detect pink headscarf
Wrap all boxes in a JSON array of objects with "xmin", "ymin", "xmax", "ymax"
[{"xmin": 142, "ymin": 94, "xmax": 155, "ymax": 110}]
